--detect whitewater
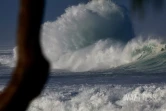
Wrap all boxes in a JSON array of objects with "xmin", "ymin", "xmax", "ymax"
[{"xmin": 1, "ymin": 0, "xmax": 166, "ymax": 111}]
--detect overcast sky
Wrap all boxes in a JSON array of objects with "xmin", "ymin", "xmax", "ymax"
[{"xmin": 0, "ymin": 0, "xmax": 166, "ymax": 47}]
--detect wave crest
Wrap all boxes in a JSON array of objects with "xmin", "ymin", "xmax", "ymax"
[
  {"xmin": 2, "ymin": 0, "xmax": 165, "ymax": 72},
  {"xmin": 41, "ymin": 0, "xmax": 134, "ymax": 71}
]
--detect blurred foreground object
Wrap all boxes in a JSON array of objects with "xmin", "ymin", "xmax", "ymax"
[{"xmin": 0, "ymin": 0, "xmax": 49, "ymax": 111}]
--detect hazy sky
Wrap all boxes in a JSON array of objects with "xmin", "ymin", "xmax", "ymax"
[{"xmin": 0, "ymin": 0, "xmax": 166, "ymax": 47}]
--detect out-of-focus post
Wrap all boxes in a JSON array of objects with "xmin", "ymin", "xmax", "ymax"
[{"xmin": 0, "ymin": 0, "xmax": 49, "ymax": 111}]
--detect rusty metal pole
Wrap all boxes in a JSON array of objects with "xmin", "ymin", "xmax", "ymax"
[{"xmin": 0, "ymin": 0, "xmax": 49, "ymax": 110}]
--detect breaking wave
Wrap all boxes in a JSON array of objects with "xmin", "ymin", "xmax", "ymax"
[
  {"xmin": 41, "ymin": 0, "xmax": 134, "ymax": 72},
  {"xmin": 1, "ymin": 0, "xmax": 166, "ymax": 72},
  {"xmin": 40, "ymin": 0, "xmax": 165, "ymax": 72}
]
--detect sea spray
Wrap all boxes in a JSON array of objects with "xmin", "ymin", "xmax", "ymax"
[
  {"xmin": 41, "ymin": 0, "xmax": 134, "ymax": 71},
  {"xmin": 40, "ymin": 0, "xmax": 165, "ymax": 71},
  {"xmin": 1, "ymin": 0, "xmax": 166, "ymax": 72}
]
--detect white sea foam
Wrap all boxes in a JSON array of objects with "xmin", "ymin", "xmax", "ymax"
[
  {"xmin": 28, "ymin": 84, "xmax": 166, "ymax": 111},
  {"xmin": 41, "ymin": 34, "xmax": 165, "ymax": 72},
  {"xmin": 0, "ymin": 48, "xmax": 15, "ymax": 67}
]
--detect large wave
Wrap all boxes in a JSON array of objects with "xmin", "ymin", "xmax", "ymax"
[
  {"xmin": 1, "ymin": 0, "xmax": 166, "ymax": 72},
  {"xmin": 41, "ymin": 0, "xmax": 134, "ymax": 71},
  {"xmin": 40, "ymin": 0, "xmax": 165, "ymax": 72},
  {"xmin": 42, "ymin": 0, "xmax": 134, "ymax": 50}
]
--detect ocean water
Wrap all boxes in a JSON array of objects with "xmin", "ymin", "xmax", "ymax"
[{"xmin": 1, "ymin": 0, "xmax": 166, "ymax": 111}]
